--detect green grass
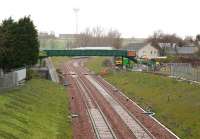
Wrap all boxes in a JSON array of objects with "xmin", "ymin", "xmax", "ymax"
[
  {"xmin": 0, "ymin": 79, "xmax": 72, "ymax": 139},
  {"xmin": 85, "ymin": 57, "xmax": 108, "ymax": 74},
  {"xmin": 86, "ymin": 57, "xmax": 200, "ymax": 139},
  {"xmin": 51, "ymin": 57, "xmax": 70, "ymax": 69}
]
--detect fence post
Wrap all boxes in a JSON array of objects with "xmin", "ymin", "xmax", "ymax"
[
  {"xmin": 198, "ymin": 64, "xmax": 199, "ymax": 82},
  {"xmin": 196, "ymin": 64, "xmax": 198, "ymax": 82}
]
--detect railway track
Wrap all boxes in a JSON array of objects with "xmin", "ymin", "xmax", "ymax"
[
  {"xmin": 63, "ymin": 64, "xmax": 96, "ymax": 139},
  {"xmin": 65, "ymin": 63, "xmax": 117, "ymax": 139},
  {"xmin": 84, "ymin": 74, "xmax": 155, "ymax": 139},
  {"xmin": 95, "ymin": 75, "xmax": 180, "ymax": 139},
  {"xmin": 66, "ymin": 60, "xmax": 157, "ymax": 139},
  {"xmin": 63, "ymin": 58, "xmax": 181, "ymax": 139},
  {"xmin": 75, "ymin": 78, "xmax": 117, "ymax": 139}
]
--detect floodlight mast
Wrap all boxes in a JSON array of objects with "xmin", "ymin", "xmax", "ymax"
[{"xmin": 73, "ymin": 8, "xmax": 79, "ymax": 34}]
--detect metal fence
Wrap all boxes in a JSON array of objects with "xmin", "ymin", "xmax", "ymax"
[{"xmin": 155, "ymin": 63, "xmax": 200, "ymax": 82}]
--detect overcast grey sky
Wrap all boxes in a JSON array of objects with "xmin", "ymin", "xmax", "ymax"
[{"xmin": 0, "ymin": 0, "xmax": 199, "ymax": 38}]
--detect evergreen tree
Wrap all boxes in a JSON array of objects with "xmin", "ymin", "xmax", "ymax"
[
  {"xmin": 0, "ymin": 18, "xmax": 17, "ymax": 71},
  {"xmin": 0, "ymin": 16, "xmax": 39, "ymax": 71},
  {"xmin": 15, "ymin": 16, "xmax": 39, "ymax": 67}
]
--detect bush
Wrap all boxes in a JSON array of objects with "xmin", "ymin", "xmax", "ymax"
[
  {"xmin": 157, "ymin": 55, "xmax": 178, "ymax": 63},
  {"xmin": 102, "ymin": 59, "xmax": 112, "ymax": 67},
  {"xmin": 26, "ymin": 69, "xmax": 41, "ymax": 80}
]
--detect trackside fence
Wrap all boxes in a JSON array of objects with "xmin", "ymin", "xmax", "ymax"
[{"xmin": 155, "ymin": 63, "xmax": 200, "ymax": 82}]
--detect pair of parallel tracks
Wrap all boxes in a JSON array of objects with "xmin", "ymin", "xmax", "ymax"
[
  {"xmin": 65, "ymin": 61, "xmax": 155, "ymax": 139},
  {"xmin": 65, "ymin": 64, "xmax": 116, "ymax": 139}
]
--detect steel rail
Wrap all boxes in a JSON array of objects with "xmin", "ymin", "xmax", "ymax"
[
  {"xmin": 82, "ymin": 73, "xmax": 155, "ymax": 139},
  {"xmin": 77, "ymin": 77, "xmax": 117, "ymax": 139},
  {"xmin": 96, "ymin": 75, "xmax": 180, "ymax": 139},
  {"xmin": 71, "ymin": 61, "xmax": 154, "ymax": 139},
  {"xmin": 66, "ymin": 63, "xmax": 117, "ymax": 139},
  {"xmin": 94, "ymin": 76, "xmax": 156, "ymax": 139}
]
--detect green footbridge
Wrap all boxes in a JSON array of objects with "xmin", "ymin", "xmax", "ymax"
[
  {"xmin": 41, "ymin": 50, "xmax": 134, "ymax": 57},
  {"xmin": 39, "ymin": 49, "xmax": 155, "ymax": 67}
]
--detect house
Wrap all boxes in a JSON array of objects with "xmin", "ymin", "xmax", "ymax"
[
  {"xmin": 126, "ymin": 43, "xmax": 159, "ymax": 59},
  {"xmin": 165, "ymin": 46, "xmax": 199, "ymax": 55}
]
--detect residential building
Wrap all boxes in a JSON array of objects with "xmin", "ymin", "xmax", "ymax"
[{"xmin": 126, "ymin": 43, "xmax": 159, "ymax": 59}]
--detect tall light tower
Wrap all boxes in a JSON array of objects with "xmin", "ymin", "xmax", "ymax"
[{"xmin": 73, "ymin": 8, "xmax": 80, "ymax": 34}]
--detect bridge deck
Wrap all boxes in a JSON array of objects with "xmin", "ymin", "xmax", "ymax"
[{"xmin": 44, "ymin": 50, "xmax": 135, "ymax": 57}]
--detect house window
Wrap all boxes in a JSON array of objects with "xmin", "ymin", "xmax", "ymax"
[{"xmin": 151, "ymin": 51, "xmax": 153, "ymax": 54}]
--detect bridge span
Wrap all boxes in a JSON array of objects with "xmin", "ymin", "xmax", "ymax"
[{"xmin": 43, "ymin": 49, "xmax": 136, "ymax": 57}]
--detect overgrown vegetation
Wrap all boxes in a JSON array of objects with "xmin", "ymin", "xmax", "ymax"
[
  {"xmin": 156, "ymin": 55, "xmax": 200, "ymax": 64},
  {"xmin": 26, "ymin": 69, "xmax": 42, "ymax": 80},
  {"xmin": 86, "ymin": 57, "xmax": 200, "ymax": 139},
  {"xmin": 0, "ymin": 16, "xmax": 39, "ymax": 71},
  {"xmin": 0, "ymin": 79, "xmax": 72, "ymax": 139}
]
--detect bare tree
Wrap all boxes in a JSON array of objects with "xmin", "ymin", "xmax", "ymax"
[
  {"xmin": 196, "ymin": 34, "xmax": 200, "ymax": 41},
  {"xmin": 147, "ymin": 30, "xmax": 185, "ymax": 55},
  {"xmin": 183, "ymin": 36, "xmax": 194, "ymax": 45},
  {"xmin": 195, "ymin": 34, "xmax": 200, "ymax": 46},
  {"xmin": 75, "ymin": 27, "xmax": 122, "ymax": 49},
  {"xmin": 107, "ymin": 29, "xmax": 122, "ymax": 49}
]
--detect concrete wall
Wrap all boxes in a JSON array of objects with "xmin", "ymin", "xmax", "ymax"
[
  {"xmin": 0, "ymin": 72, "xmax": 17, "ymax": 91},
  {"xmin": 45, "ymin": 58, "xmax": 59, "ymax": 83},
  {"xmin": 0, "ymin": 68, "xmax": 26, "ymax": 91},
  {"xmin": 15, "ymin": 68, "xmax": 26, "ymax": 82}
]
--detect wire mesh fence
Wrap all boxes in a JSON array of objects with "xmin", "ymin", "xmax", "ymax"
[{"xmin": 155, "ymin": 63, "xmax": 200, "ymax": 82}]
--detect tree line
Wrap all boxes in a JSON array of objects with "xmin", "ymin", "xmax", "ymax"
[
  {"xmin": 147, "ymin": 30, "xmax": 200, "ymax": 56},
  {"xmin": 0, "ymin": 16, "xmax": 39, "ymax": 72},
  {"xmin": 75, "ymin": 26, "xmax": 122, "ymax": 49}
]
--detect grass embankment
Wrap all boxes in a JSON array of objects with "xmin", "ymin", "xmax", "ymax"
[
  {"xmin": 85, "ymin": 57, "xmax": 108, "ymax": 74},
  {"xmin": 0, "ymin": 79, "xmax": 72, "ymax": 139},
  {"xmin": 86, "ymin": 57, "xmax": 200, "ymax": 139},
  {"xmin": 51, "ymin": 56, "xmax": 70, "ymax": 69}
]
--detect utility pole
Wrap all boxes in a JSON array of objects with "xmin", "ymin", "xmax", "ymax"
[{"xmin": 73, "ymin": 8, "xmax": 80, "ymax": 34}]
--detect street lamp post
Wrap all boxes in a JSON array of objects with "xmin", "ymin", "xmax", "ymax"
[{"xmin": 73, "ymin": 8, "xmax": 79, "ymax": 34}]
